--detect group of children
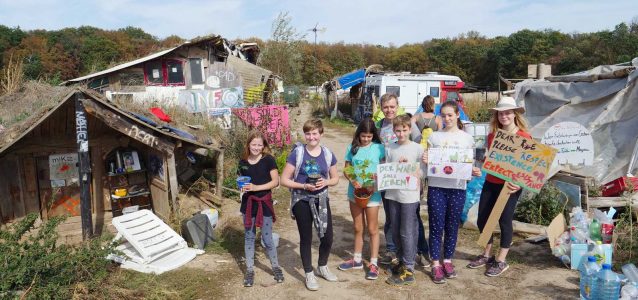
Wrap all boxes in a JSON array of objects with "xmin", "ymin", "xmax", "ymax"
[{"xmin": 237, "ymin": 93, "xmax": 531, "ymax": 290}]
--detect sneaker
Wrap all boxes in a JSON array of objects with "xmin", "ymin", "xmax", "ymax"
[
  {"xmin": 416, "ymin": 254, "xmax": 431, "ymax": 268},
  {"xmin": 243, "ymin": 271, "xmax": 254, "ymax": 287},
  {"xmin": 273, "ymin": 267, "xmax": 284, "ymax": 283},
  {"xmin": 305, "ymin": 272, "xmax": 319, "ymax": 291},
  {"xmin": 390, "ymin": 261, "xmax": 404, "ymax": 276},
  {"xmin": 338, "ymin": 259, "xmax": 364, "ymax": 271},
  {"xmin": 317, "ymin": 265, "xmax": 338, "ymax": 282},
  {"xmin": 379, "ymin": 251, "xmax": 398, "ymax": 265},
  {"xmin": 366, "ymin": 264, "xmax": 379, "ymax": 280},
  {"xmin": 485, "ymin": 260, "xmax": 509, "ymax": 277},
  {"xmin": 467, "ymin": 254, "xmax": 495, "ymax": 269},
  {"xmin": 442, "ymin": 262, "xmax": 457, "ymax": 278},
  {"xmin": 386, "ymin": 267, "xmax": 415, "ymax": 285},
  {"xmin": 431, "ymin": 265, "xmax": 446, "ymax": 284}
]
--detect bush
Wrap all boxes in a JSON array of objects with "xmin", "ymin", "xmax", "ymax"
[
  {"xmin": 464, "ymin": 99, "xmax": 496, "ymax": 123},
  {"xmin": 0, "ymin": 213, "xmax": 114, "ymax": 299},
  {"xmin": 514, "ymin": 182, "xmax": 568, "ymax": 226},
  {"xmin": 613, "ymin": 198, "xmax": 637, "ymax": 267}
]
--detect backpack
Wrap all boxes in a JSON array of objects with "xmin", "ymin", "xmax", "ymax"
[{"xmin": 291, "ymin": 142, "xmax": 333, "ymax": 187}]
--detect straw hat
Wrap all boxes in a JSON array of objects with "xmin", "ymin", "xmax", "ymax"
[{"xmin": 489, "ymin": 96, "xmax": 525, "ymax": 113}]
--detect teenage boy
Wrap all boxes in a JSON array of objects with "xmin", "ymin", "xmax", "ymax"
[{"xmin": 384, "ymin": 114, "xmax": 426, "ymax": 285}]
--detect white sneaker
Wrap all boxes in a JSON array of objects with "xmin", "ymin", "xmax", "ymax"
[
  {"xmin": 305, "ymin": 272, "xmax": 319, "ymax": 291},
  {"xmin": 317, "ymin": 265, "xmax": 338, "ymax": 282}
]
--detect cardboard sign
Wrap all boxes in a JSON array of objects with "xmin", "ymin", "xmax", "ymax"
[
  {"xmin": 482, "ymin": 129, "xmax": 557, "ymax": 193},
  {"xmin": 377, "ymin": 162, "xmax": 419, "ymax": 191},
  {"xmin": 541, "ymin": 121, "xmax": 594, "ymax": 166},
  {"xmin": 427, "ymin": 147, "xmax": 474, "ymax": 180},
  {"xmin": 49, "ymin": 153, "xmax": 79, "ymax": 180}
]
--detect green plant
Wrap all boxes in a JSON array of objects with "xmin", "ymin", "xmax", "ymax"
[
  {"xmin": 344, "ymin": 159, "xmax": 375, "ymax": 196},
  {"xmin": 514, "ymin": 182, "xmax": 568, "ymax": 226},
  {"xmin": 613, "ymin": 195, "xmax": 636, "ymax": 267},
  {"xmin": 275, "ymin": 148, "xmax": 289, "ymax": 174},
  {"xmin": 0, "ymin": 213, "xmax": 114, "ymax": 299}
]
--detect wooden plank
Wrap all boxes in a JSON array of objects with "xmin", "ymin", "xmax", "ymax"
[
  {"xmin": 6, "ymin": 158, "xmax": 25, "ymax": 219},
  {"xmin": 0, "ymin": 159, "xmax": 14, "ymax": 222},
  {"xmin": 166, "ymin": 153, "xmax": 179, "ymax": 216},
  {"xmin": 149, "ymin": 152, "xmax": 170, "ymax": 220},
  {"xmin": 478, "ymin": 185, "xmax": 513, "ymax": 247},
  {"xmin": 91, "ymin": 143, "xmax": 104, "ymax": 213},
  {"xmin": 81, "ymin": 99, "xmax": 175, "ymax": 154},
  {"xmin": 588, "ymin": 195, "xmax": 638, "ymax": 208},
  {"xmin": 216, "ymin": 150, "xmax": 224, "ymax": 197},
  {"xmin": 21, "ymin": 156, "xmax": 40, "ymax": 215}
]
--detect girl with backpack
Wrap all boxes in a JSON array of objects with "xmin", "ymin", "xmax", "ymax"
[{"xmin": 280, "ymin": 119, "xmax": 340, "ymax": 291}]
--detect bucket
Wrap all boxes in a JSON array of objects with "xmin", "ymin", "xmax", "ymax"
[{"xmin": 236, "ymin": 176, "xmax": 251, "ymax": 189}]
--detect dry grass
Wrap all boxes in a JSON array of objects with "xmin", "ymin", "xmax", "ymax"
[
  {"xmin": 0, "ymin": 54, "xmax": 24, "ymax": 95},
  {"xmin": 462, "ymin": 92, "xmax": 498, "ymax": 123}
]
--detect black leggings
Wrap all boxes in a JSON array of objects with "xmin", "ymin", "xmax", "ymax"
[
  {"xmin": 477, "ymin": 181, "xmax": 522, "ymax": 248},
  {"xmin": 293, "ymin": 200, "xmax": 333, "ymax": 273}
]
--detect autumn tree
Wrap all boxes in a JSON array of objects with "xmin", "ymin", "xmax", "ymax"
[{"xmin": 259, "ymin": 12, "xmax": 305, "ymax": 85}]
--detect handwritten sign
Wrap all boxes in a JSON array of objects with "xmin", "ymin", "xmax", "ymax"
[
  {"xmin": 232, "ymin": 105, "xmax": 291, "ymax": 147},
  {"xmin": 49, "ymin": 153, "xmax": 79, "ymax": 180},
  {"xmin": 377, "ymin": 162, "xmax": 419, "ymax": 191},
  {"xmin": 541, "ymin": 122, "xmax": 593, "ymax": 166},
  {"xmin": 208, "ymin": 107, "xmax": 232, "ymax": 129},
  {"xmin": 482, "ymin": 129, "xmax": 557, "ymax": 193},
  {"xmin": 427, "ymin": 148, "xmax": 474, "ymax": 180}
]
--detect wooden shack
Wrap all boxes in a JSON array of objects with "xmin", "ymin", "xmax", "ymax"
[{"xmin": 0, "ymin": 86, "xmax": 222, "ymax": 243}]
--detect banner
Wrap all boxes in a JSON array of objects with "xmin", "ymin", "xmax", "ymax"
[
  {"xmin": 232, "ymin": 105, "xmax": 291, "ymax": 147},
  {"xmin": 427, "ymin": 147, "xmax": 474, "ymax": 180},
  {"xmin": 377, "ymin": 162, "xmax": 419, "ymax": 191},
  {"xmin": 482, "ymin": 129, "xmax": 557, "ymax": 193}
]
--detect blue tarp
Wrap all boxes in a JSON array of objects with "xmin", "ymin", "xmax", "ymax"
[{"xmin": 336, "ymin": 69, "xmax": 366, "ymax": 90}]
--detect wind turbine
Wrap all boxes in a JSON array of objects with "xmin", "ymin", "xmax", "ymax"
[{"xmin": 307, "ymin": 23, "xmax": 326, "ymax": 92}]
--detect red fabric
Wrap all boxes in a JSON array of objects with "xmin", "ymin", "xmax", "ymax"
[
  {"xmin": 150, "ymin": 107, "xmax": 172, "ymax": 123},
  {"xmin": 485, "ymin": 130, "xmax": 532, "ymax": 184},
  {"xmin": 244, "ymin": 193, "xmax": 276, "ymax": 229}
]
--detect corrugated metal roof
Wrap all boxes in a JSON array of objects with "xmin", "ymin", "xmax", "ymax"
[{"xmin": 65, "ymin": 47, "xmax": 178, "ymax": 83}]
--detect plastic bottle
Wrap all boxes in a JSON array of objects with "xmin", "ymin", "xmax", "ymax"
[
  {"xmin": 600, "ymin": 220, "xmax": 614, "ymax": 244},
  {"xmin": 623, "ymin": 263, "xmax": 638, "ymax": 284},
  {"xmin": 620, "ymin": 282, "xmax": 638, "ymax": 300},
  {"xmin": 570, "ymin": 226, "xmax": 588, "ymax": 244},
  {"xmin": 593, "ymin": 264, "xmax": 621, "ymax": 300},
  {"xmin": 591, "ymin": 241, "xmax": 606, "ymax": 266},
  {"xmin": 579, "ymin": 256, "xmax": 601, "ymax": 300},
  {"xmin": 589, "ymin": 219, "xmax": 602, "ymax": 242}
]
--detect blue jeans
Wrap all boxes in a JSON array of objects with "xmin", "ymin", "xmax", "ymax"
[
  {"xmin": 382, "ymin": 194, "xmax": 396, "ymax": 253},
  {"xmin": 387, "ymin": 200, "xmax": 419, "ymax": 271},
  {"xmin": 244, "ymin": 216, "xmax": 280, "ymax": 272},
  {"xmin": 417, "ymin": 204, "xmax": 429, "ymax": 255}
]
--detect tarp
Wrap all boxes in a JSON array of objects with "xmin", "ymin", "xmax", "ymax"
[
  {"xmin": 337, "ymin": 69, "xmax": 366, "ymax": 90},
  {"xmin": 515, "ymin": 57, "xmax": 638, "ymax": 184}
]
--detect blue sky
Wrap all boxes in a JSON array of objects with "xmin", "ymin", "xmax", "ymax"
[{"xmin": 1, "ymin": 0, "xmax": 636, "ymax": 45}]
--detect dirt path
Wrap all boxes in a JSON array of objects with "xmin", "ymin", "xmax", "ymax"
[{"xmin": 187, "ymin": 100, "xmax": 580, "ymax": 299}]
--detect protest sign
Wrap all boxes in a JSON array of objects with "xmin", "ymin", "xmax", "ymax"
[
  {"xmin": 541, "ymin": 121, "xmax": 594, "ymax": 166},
  {"xmin": 427, "ymin": 147, "xmax": 474, "ymax": 180},
  {"xmin": 377, "ymin": 162, "xmax": 419, "ymax": 191},
  {"xmin": 477, "ymin": 129, "xmax": 557, "ymax": 247}
]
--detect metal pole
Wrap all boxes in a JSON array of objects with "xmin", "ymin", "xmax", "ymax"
[{"xmin": 75, "ymin": 92, "xmax": 93, "ymax": 240}]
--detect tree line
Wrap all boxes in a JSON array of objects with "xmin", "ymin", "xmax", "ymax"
[{"xmin": 1, "ymin": 18, "xmax": 637, "ymax": 88}]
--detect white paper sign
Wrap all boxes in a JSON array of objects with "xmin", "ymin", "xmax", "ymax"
[
  {"xmin": 541, "ymin": 122, "xmax": 594, "ymax": 166},
  {"xmin": 377, "ymin": 162, "xmax": 419, "ymax": 191},
  {"xmin": 49, "ymin": 153, "xmax": 79, "ymax": 180},
  {"xmin": 427, "ymin": 147, "xmax": 474, "ymax": 180}
]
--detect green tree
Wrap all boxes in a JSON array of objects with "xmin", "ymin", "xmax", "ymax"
[{"xmin": 258, "ymin": 11, "xmax": 305, "ymax": 84}]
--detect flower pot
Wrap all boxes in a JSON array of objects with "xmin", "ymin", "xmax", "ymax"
[
  {"xmin": 307, "ymin": 174, "xmax": 321, "ymax": 185},
  {"xmin": 354, "ymin": 188, "xmax": 372, "ymax": 208}
]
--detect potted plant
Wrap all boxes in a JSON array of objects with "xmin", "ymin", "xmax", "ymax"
[
  {"xmin": 304, "ymin": 158, "xmax": 322, "ymax": 185},
  {"xmin": 344, "ymin": 159, "xmax": 375, "ymax": 208}
]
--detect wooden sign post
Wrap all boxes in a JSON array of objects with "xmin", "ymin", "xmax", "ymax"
[{"xmin": 477, "ymin": 129, "xmax": 557, "ymax": 247}]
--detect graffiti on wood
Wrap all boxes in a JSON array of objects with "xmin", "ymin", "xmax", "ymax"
[
  {"xmin": 125, "ymin": 125, "xmax": 159, "ymax": 148},
  {"xmin": 177, "ymin": 87, "xmax": 244, "ymax": 112}
]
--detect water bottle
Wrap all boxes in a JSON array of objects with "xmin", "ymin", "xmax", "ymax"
[
  {"xmin": 620, "ymin": 282, "xmax": 638, "ymax": 300},
  {"xmin": 570, "ymin": 226, "xmax": 588, "ymax": 244},
  {"xmin": 591, "ymin": 241, "xmax": 606, "ymax": 266},
  {"xmin": 623, "ymin": 263, "xmax": 638, "ymax": 283},
  {"xmin": 578, "ymin": 256, "xmax": 601, "ymax": 299},
  {"xmin": 589, "ymin": 219, "xmax": 602, "ymax": 242},
  {"xmin": 593, "ymin": 263, "xmax": 621, "ymax": 300}
]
